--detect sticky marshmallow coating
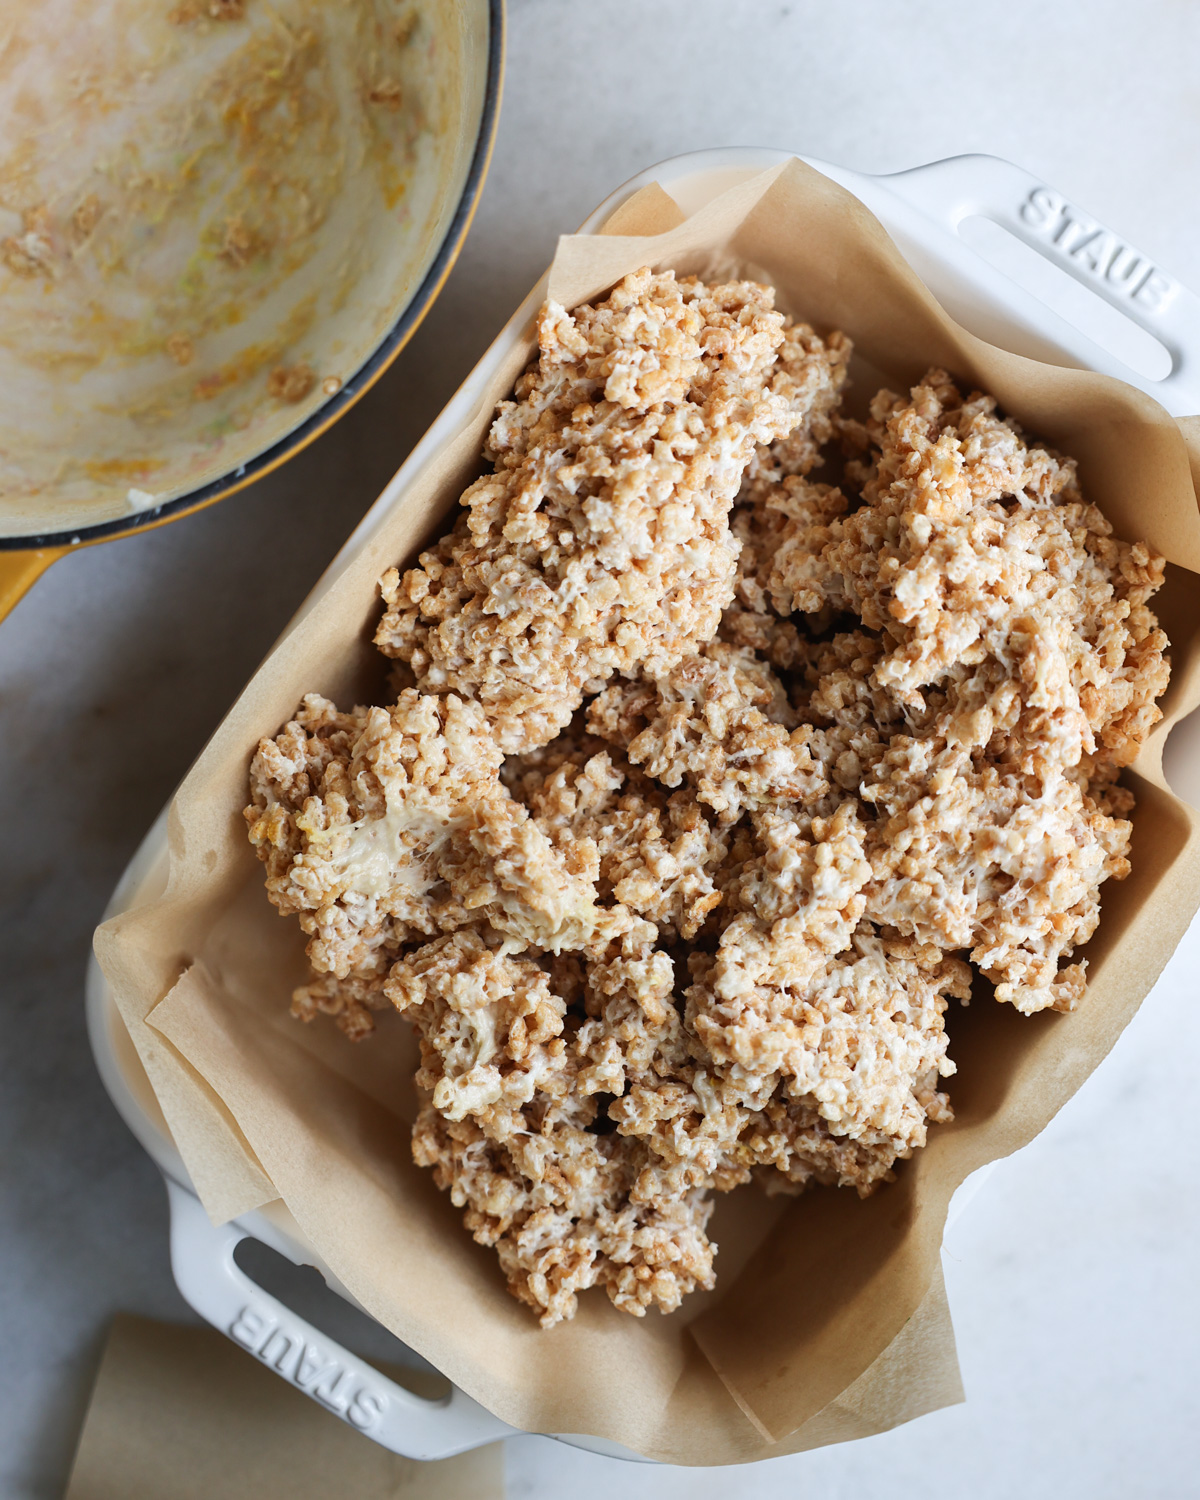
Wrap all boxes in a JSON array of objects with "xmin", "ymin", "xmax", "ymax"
[{"xmin": 248, "ymin": 292, "xmax": 1168, "ymax": 1326}]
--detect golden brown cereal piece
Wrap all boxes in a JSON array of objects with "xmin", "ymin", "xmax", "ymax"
[
  {"xmin": 719, "ymin": 485, "xmax": 808, "ymax": 670},
  {"xmin": 860, "ymin": 737, "xmax": 1130, "ymax": 1013},
  {"xmin": 745, "ymin": 1092, "xmax": 947, "ymax": 1198},
  {"xmin": 245, "ymin": 691, "xmax": 625, "ymax": 1034},
  {"xmin": 414, "ymin": 1104, "xmax": 718, "ymax": 1326},
  {"xmin": 790, "ymin": 648, "xmax": 1139, "ymax": 1016},
  {"xmin": 386, "ymin": 930, "xmax": 570, "ymax": 1121},
  {"xmin": 393, "ymin": 929, "xmax": 718, "ymax": 1326},
  {"xmin": 770, "ymin": 370, "xmax": 1169, "ymax": 774},
  {"xmin": 576, "ymin": 923, "xmax": 695, "ymax": 1096},
  {"xmin": 746, "ymin": 370, "xmax": 1167, "ymax": 1012},
  {"xmin": 511, "ymin": 742, "xmax": 731, "ymax": 940},
  {"xmin": 719, "ymin": 328, "xmax": 854, "ymax": 669},
  {"xmin": 291, "ymin": 971, "xmax": 389, "ymax": 1042},
  {"xmin": 755, "ymin": 321, "xmax": 853, "ymax": 479},
  {"xmin": 687, "ymin": 921, "xmax": 967, "ymax": 1160},
  {"xmin": 587, "ymin": 642, "xmax": 829, "ymax": 823},
  {"xmin": 374, "ymin": 269, "xmax": 851, "ymax": 753}
]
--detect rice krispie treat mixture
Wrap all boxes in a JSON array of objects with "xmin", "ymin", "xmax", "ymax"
[{"xmin": 246, "ymin": 268, "xmax": 1169, "ymax": 1326}]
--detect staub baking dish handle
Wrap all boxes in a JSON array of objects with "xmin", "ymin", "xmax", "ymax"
[
  {"xmin": 165, "ymin": 1180, "xmax": 514, "ymax": 1459},
  {"xmin": 882, "ymin": 153, "xmax": 1200, "ymax": 412}
]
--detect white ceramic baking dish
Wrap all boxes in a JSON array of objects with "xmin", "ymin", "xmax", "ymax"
[{"xmin": 86, "ymin": 146, "xmax": 1200, "ymax": 1464}]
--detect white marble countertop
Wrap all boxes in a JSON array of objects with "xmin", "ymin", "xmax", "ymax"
[{"xmin": 4, "ymin": 1, "xmax": 1200, "ymax": 1494}]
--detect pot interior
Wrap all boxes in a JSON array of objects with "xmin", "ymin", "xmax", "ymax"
[{"xmin": 0, "ymin": 0, "xmax": 492, "ymax": 540}]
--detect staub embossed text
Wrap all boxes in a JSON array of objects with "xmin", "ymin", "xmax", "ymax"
[
  {"xmin": 230, "ymin": 1303, "xmax": 388, "ymax": 1430},
  {"xmin": 1019, "ymin": 186, "xmax": 1175, "ymax": 313}
]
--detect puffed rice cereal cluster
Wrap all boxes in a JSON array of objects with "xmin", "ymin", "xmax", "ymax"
[{"xmin": 246, "ymin": 269, "xmax": 1168, "ymax": 1326}]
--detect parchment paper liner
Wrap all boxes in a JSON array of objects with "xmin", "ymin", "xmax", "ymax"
[{"xmin": 95, "ymin": 159, "xmax": 1200, "ymax": 1466}]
